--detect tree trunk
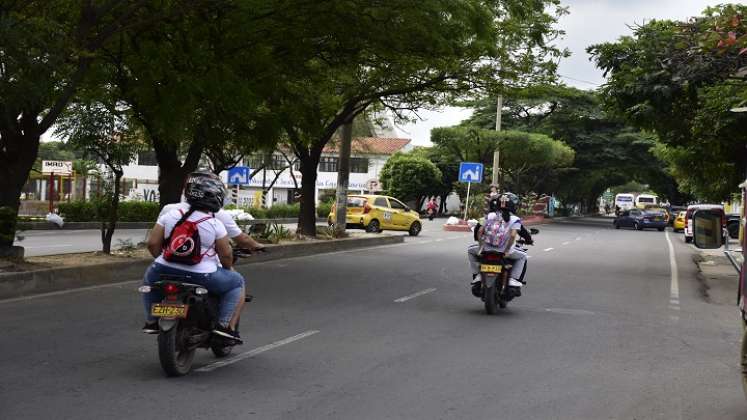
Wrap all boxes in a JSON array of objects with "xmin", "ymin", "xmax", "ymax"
[
  {"xmin": 153, "ymin": 137, "xmax": 204, "ymax": 209},
  {"xmin": 334, "ymin": 121, "xmax": 353, "ymax": 236},
  {"xmin": 297, "ymin": 152, "xmax": 322, "ymax": 237},
  {"xmin": 0, "ymin": 131, "xmax": 41, "ymax": 249},
  {"xmin": 101, "ymin": 170, "xmax": 123, "ymax": 254}
]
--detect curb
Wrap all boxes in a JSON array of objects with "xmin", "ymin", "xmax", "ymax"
[
  {"xmin": 18, "ymin": 218, "xmax": 326, "ymax": 231},
  {"xmin": 0, "ymin": 234, "xmax": 403, "ymax": 300}
]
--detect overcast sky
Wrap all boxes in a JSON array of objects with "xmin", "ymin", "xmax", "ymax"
[{"xmin": 397, "ymin": 0, "xmax": 725, "ymax": 146}]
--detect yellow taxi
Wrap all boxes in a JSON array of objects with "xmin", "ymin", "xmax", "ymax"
[
  {"xmin": 329, "ymin": 195, "xmax": 422, "ymax": 236},
  {"xmin": 673, "ymin": 211, "xmax": 686, "ymax": 232}
]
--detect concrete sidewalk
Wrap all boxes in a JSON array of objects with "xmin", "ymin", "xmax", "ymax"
[{"xmin": 694, "ymin": 250, "xmax": 741, "ymax": 305}]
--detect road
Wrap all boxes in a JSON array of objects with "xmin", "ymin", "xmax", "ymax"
[{"xmin": 1, "ymin": 217, "xmax": 745, "ymax": 419}]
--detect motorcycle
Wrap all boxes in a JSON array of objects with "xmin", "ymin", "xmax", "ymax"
[
  {"xmin": 138, "ymin": 248, "xmax": 258, "ymax": 376},
  {"xmin": 472, "ymin": 229, "xmax": 537, "ymax": 314}
]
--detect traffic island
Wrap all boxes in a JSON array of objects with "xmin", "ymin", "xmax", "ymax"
[
  {"xmin": 0, "ymin": 234, "xmax": 404, "ymax": 300},
  {"xmin": 442, "ymin": 215, "xmax": 550, "ymax": 232},
  {"xmin": 693, "ymin": 251, "xmax": 739, "ymax": 305}
]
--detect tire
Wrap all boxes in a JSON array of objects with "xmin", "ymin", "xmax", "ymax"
[
  {"xmin": 614, "ymin": 222, "xmax": 620, "ymax": 230},
  {"xmin": 366, "ymin": 219, "xmax": 381, "ymax": 233},
  {"xmin": 484, "ymin": 285, "xmax": 498, "ymax": 315},
  {"xmin": 657, "ymin": 227, "xmax": 665, "ymax": 232},
  {"xmin": 499, "ymin": 299, "xmax": 507, "ymax": 309},
  {"xmin": 634, "ymin": 222, "xmax": 642, "ymax": 231},
  {"xmin": 685, "ymin": 236, "xmax": 692, "ymax": 243},
  {"xmin": 741, "ymin": 327, "xmax": 747, "ymax": 400},
  {"xmin": 408, "ymin": 221, "xmax": 421, "ymax": 236},
  {"xmin": 158, "ymin": 323, "xmax": 196, "ymax": 377}
]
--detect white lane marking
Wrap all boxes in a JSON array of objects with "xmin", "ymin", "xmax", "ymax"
[
  {"xmin": 669, "ymin": 315, "xmax": 680, "ymax": 322},
  {"xmin": 561, "ymin": 241, "xmax": 571, "ymax": 246},
  {"xmin": 435, "ymin": 238, "xmax": 445, "ymax": 242},
  {"xmin": 0, "ymin": 280, "xmax": 140, "ymax": 304},
  {"xmin": 669, "ymin": 304, "xmax": 681, "ymax": 311},
  {"xmin": 669, "ymin": 298, "xmax": 680, "ymax": 305},
  {"xmin": 545, "ymin": 308, "xmax": 595, "ymax": 316},
  {"xmin": 575, "ymin": 237, "xmax": 581, "ymax": 241},
  {"xmin": 24, "ymin": 244, "xmax": 73, "ymax": 250},
  {"xmin": 394, "ymin": 288, "xmax": 437, "ymax": 303},
  {"xmin": 665, "ymin": 230, "xmax": 680, "ymax": 300},
  {"xmin": 543, "ymin": 247, "xmax": 554, "ymax": 252},
  {"xmin": 196, "ymin": 330, "xmax": 320, "ymax": 373}
]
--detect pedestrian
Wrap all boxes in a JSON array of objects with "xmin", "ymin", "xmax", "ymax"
[{"xmin": 604, "ymin": 203, "xmax": 610, "ymax": 215}]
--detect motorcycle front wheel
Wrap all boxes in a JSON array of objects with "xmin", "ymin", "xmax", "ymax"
[{"xmin": 158, "ymin": 322, "xmax": 196, "ymax": 377}]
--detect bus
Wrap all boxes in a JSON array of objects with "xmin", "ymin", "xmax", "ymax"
[
  {"xmin": 614, "ymin": 193, "xmax": 635, "ymax": 212},
  {"xmin": 635, "ymin": 194, "xmax": 658, "ymax": 209}
]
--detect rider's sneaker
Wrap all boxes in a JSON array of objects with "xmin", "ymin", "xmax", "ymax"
[
  {"xmin": 142, "ymin": 321, "xmax": 159, "ymax": 334},
  {"xmin": 508, "ymin": 278, "xmax": 523, "ymax": 287},
  {"xmin": 213, "ymin": 325, "xmax": 243, "ymax": 345}
]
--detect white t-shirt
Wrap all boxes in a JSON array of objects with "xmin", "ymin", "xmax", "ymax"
[
  {"xmin": 160, "ymin": 202, "xmax": 242, "ymax": 238},
  {"xmin": 155, "ymin": 208, "xmax": 227, "ymax": 273}
]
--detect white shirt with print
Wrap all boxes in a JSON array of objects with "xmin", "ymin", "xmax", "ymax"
[{"xmin": 155, "ymin": 208, "xmax": 227, "ymax": 273}]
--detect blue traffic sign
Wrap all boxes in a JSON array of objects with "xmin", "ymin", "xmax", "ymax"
[
  {"xmin": 227, "ymin": 166, "xmax": 251, "ymax": 185},
  {"xmin": 458, "ymin": 162, "xmax": 483, "ymax": 183}
]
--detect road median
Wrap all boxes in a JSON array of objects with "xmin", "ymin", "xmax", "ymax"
[{"xmin": 0, "ymin": 234, "xmax": 404, "ymax": 300}]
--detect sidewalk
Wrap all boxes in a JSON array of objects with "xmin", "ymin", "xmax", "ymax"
[{"xmin": 694, "ymin": 250, "xmax": 740, "ymax": 305}]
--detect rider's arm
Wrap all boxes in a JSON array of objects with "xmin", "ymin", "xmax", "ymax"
[
  {"xmin": 233, "ymin": 232, "xmax": 264, "ymax": 250},
  {"xmin": 216, "ymin": 210, "xmax": 264, "ymax": 250},
  {"xmin": 146, "ymin": 224, "xmax": 165, "ymax": 258},
  {"xmin": 215, "ymin": 236, "xmax": 234, "ymax": 269},
  {"xmin": 504, "ymin": 229, "xmax": 517, "ymax": 252}
]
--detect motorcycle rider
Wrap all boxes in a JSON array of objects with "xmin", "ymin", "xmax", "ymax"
[
  {"xmin": 467, "ymin": 193, "xmax": 528, "ymax": 293},
  {"xmin": 141, "ymin": 172, "xmax": 245, "ymax": 343}
]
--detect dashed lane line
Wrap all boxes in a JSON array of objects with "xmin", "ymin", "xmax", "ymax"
[
  {"xmin": 196, "ymin": 330, "xmax": 320, "ymax": 373},
  {"xmin": 543, "ymin": 247, "xmax": 554, "ymax": 252},
  {"xmin": 394, "ymin": 288, "xmax": 437, "ymax": 303}
]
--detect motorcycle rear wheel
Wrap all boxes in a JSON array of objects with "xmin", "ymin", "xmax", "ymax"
[
  {"xmin": 484, "ymin": 285, "xmax": 498, "ymax": 315},
  {"xmin": 158, "ymin": 323, "xmax": 196, "ymax": 377}
]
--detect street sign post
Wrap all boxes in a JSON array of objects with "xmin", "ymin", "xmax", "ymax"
[
  {"xmin": 459, "ymin": 162, "xmax": 483, "ymax": 220},
  {"xmin": 227, "ymin": 166, "xmax": 251, "ymax": 206}
]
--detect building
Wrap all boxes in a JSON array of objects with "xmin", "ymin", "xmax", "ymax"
[{"xmin": 123, "ymin": 137, "xmax": 412, "ymax": 207}]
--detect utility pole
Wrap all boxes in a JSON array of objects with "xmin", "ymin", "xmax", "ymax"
[
  {"xmin": 334, "ymin": 119, "xmax": 354, "ymax": 236},
  {"xmin": 491, "ymin": 95, "xmax": 502, "ymax": 188}
]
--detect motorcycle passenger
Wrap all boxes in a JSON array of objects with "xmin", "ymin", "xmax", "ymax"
[
  {"xmin": 467, "ymin": 193, "xmax": 527, "ymax": 290},
  {"xmin": 426, "ymin": 198, "xmax": 438, "ymax": 221},
  {"xmin": 141, "ymin": 173, "xmax": 245, "ymax": 343}
]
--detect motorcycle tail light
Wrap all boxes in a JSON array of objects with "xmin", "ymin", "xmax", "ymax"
[
  {"xmin": 484, "ymin": 254, "xmax": 502, "ymax": 262},
  {"xmin": 164, "ymin": 283, "xmax": 180, "ymax": 294}
]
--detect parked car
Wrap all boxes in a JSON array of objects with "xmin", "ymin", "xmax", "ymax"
[
  {"xmin": 727, "ymin": 213, "xmax": 741, "ymax": 239},
  {"xmin": 613, "ymin": 208, "xmax": 667, "ymax": 231},
  {"xmin": 673, "ymin": 211, "xmax": 686, "ymax": 232},
  {"xmin": 684, "ymin": 204, "xmax": 725, "ymax": 243},
  {"xmin": 328, "ymin": 194, "xmax": 422, "ymax": 236}
]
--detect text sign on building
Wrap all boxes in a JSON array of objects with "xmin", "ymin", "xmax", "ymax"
[
  {"xmin": 42, "ymin": 160, "xmax": 73, "ymax": 175},
  {"xmin": 227, "ymin": 166, "xmax": 251, "ymax": 185},
  {"xmin": 458, "ymin": 162, "xmax": 483, "ymax": 183}
]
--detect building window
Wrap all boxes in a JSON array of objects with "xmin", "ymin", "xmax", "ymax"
[
  {"xmin": 350, "ymin": 158, "xmax": 369, "ymax": 173},
  {"xmin": 319, "ymin": 156, "xmax": 339, "ymax": 172},
  {"xmin": 138, "ymin": 151, "xmax": 158, "ymax": 166}
]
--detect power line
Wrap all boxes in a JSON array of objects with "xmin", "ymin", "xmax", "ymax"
[{"xmin": 558, "ymin": 74, "xmax": 603, "ymax": 86}]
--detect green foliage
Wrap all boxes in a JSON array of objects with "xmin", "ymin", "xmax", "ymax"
[
  {"xmin": 316, "ymin": 201, "xmax": 333, "ymax": 219},
  {"xmin": 588, "ymin": 6, "xmax": 747, "ymax": 201},
  {"xmin": 380, "ymin": 154, "xmax": 443, "ymax": 204},
  {"xmin": 266, "ymin": 204, "xmax": 300, "ymax": 219},
  {"xmin": 256, "ymin": 222, "xmax": 293, "ymax": 244},
  {"xmin": 58, "ymin": 201, "xmax": 159, "ymax": 222}
]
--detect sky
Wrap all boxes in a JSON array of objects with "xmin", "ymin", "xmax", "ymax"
[{"xmin": 396, "ymin": 0, "xmax": 725, "ymax": 146}]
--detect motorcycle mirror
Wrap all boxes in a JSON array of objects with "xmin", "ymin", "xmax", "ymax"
[
  {"xmin": 692, "ymin": 210, "xmax": 723, "ymax": 249},
  {"xmin": 529, "ymin": 228, "xmax": 539, "ymax": 235}
]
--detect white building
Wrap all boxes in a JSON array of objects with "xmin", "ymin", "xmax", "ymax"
[{"xmin": 121, "ymin": 137, "xmax": 412, "ymax": 206}]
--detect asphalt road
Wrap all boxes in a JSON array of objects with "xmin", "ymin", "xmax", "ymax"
[{"xmin": 1, "ymin": 217, "xmax": 745, "ymax": 419}]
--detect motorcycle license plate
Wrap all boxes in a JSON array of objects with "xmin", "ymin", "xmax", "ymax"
[
  {"xmin": 150, "ymin": 303, "xmax": 189, "ymax": 318},
  {"xmin": 480, "ymin": 264, "xmax": 502, "ymax": 273}
]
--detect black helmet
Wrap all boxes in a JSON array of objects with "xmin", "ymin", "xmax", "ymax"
[
  {"xmin": 184, "ymin": 170, "xmax": 225, "ymax": 212},
  {"xmin": 498, "ymin": 192, "xmax": 520, "ymax": 214}
]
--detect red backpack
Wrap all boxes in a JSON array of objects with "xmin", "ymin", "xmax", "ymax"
[{"xmin": 162, "ymin": 208, "xmax": 215, "ymax": 265}]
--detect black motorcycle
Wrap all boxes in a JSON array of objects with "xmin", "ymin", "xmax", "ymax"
[
  {"xmin": 472, "ymin": 229, "xmax": 537, "ymax": 314},
  {"xmin": 139, "ymin": 248, "xmax": 257, "ymax": 376}
]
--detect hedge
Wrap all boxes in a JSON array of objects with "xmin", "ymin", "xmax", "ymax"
[{"xmin": 58, "ymin": 200, "xmax": 160, "ymax": 222}]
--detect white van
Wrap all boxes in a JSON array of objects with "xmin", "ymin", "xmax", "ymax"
[
  {"xmin": 635, "ymin": 194, "xmax": 658, "ymax": 209},
  {"xmin": 614, "ymin": 193, "xmax": 635, "ymax": 211}
]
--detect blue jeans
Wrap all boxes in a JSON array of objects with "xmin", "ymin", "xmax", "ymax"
[{"xmin": 142, "ymin": 263, "xmax": 245, "ymax": 326}]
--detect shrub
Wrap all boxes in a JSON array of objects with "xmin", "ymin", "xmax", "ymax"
[
  {"xmin": 58, "ymin": 200, "xmax": 160, "ymax": 222},
  {"xmin": 316, "ymin": 201, "xmax": 333, "ymax": 219},
  {"xmin": 266, "ymin": 203, "xmax": 300, "ymax": 219},
  {"xmin": 118, "ymin": 201, "xmax": 160, "ymax": 222}
]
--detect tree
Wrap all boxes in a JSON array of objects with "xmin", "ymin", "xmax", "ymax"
[
  {"xmin": 429, "ymin": 127, "xmax": 574, "ymax": 197},
  {"xmin": 380, "ymin": 154, "xmax": 443, "ymax": 209},
  {"xmin": 588, "ymin": 6, "xmax": 747, "ymax": 201},
  {"xmin": 56, "ymin": 102, "xmax": 143, "ymax": 253},
  {"xmin": 273, "ymin": 0, "xmax": 567, "ymax": 236},
  {"xmin": 0, "ymin": 1, "xmax": 181, "ymax": 252}
]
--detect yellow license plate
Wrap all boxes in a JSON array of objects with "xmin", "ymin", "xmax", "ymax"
[
  {"xmin": 150, "ymin": 303, "xmax": 189, "ymax": 318},
  {"xmin": 480, "ymin": 264, "xmax": 502, "ymax": 273}
]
